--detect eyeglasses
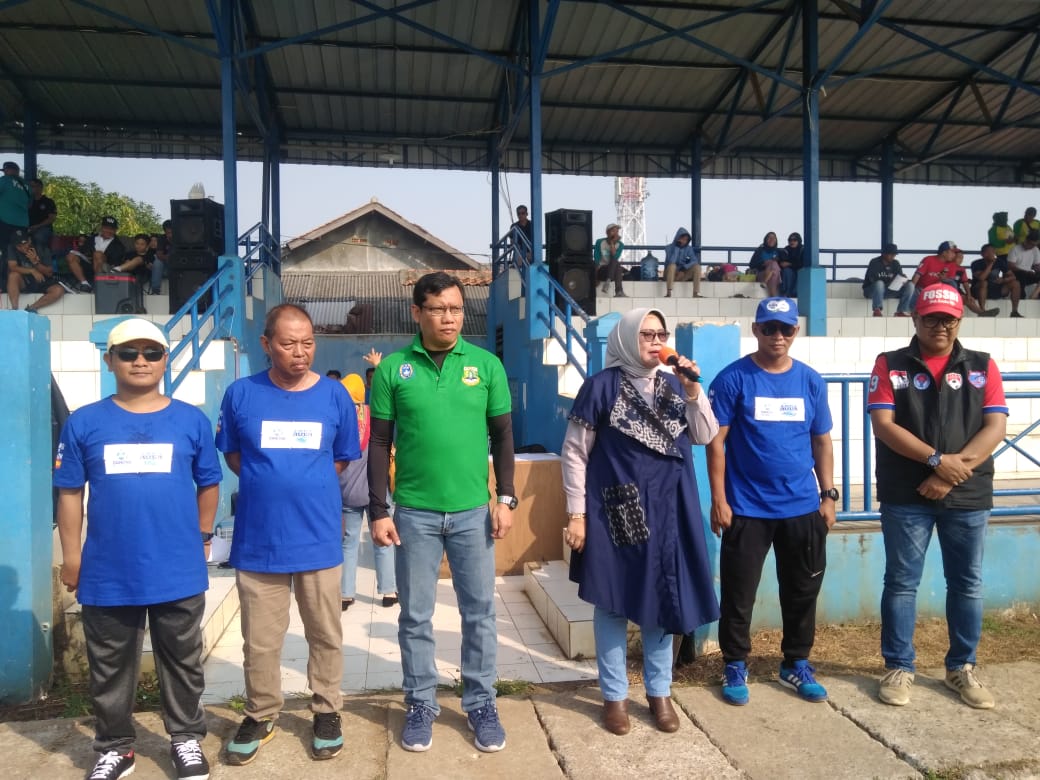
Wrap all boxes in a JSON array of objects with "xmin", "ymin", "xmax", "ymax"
[
  {"xmin": 422, "ymin": 305, "xmax": 464, "ymax": 318},
  {"xmin": 920, "ymin": 315, "xmax": 960, "ymax": 330},
  {"xmin": 112, "ymin": 346, "xmax": 166, "ymax": 362},
  {"xmin": 638, "ymin": 330, "xmax": 670, "ymax": 343},
  {"xmin": 758, "ymin": 322, "xmax": 797, "ymax": 337}
]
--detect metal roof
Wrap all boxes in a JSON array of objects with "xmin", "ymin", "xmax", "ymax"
[{"xmin": 1, "ymin": 1, "xmax": 1039, "ymax": 185}]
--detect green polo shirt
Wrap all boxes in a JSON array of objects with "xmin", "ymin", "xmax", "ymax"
[{"xmin": 371, "ymin": 334, "xmax": 512, "ymax": 512}]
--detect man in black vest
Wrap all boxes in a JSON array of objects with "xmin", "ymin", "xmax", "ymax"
[{"xmin": 866, "ymin": 284, "xmax": 1008, "ymax": 710}]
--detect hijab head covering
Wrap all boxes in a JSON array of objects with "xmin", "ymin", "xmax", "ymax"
[
  {"xmin": 604, "ymin": 307, "xmax": 666, "ymax": 379},
  {"xmin": 341, "ymin": 373, "xmax": 366, "ymax": 404}
]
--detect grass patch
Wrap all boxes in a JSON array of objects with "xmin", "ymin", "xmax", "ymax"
[
  {"xmin": 227, "ymin": 694, "xmax": 246, "ymax": 714},
  {"xmin": 494, "ymin": 679, "xmax": 533, "ymax": 696}
]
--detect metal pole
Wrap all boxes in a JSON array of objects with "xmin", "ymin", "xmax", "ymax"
[
  {"xmin": 881, "ymin": 137, "xmax": 895, "ymax": 249},
  {"xmin": 801, "ymin": 0, "xmax": 824, "ymax": 334},
  {"xmin": 220, "ymin": 0, "xmax": 239, "ymax": 256},
  {"xmin": 690, "ymin": 136, "xmax": 702, "ymax": 250},
  {"xmin": 22, "ymin": 105, "xmax": 37, "ymax": 181},
  {"xmin": 490, "ymin": 138, "xmax": 501, "ymax": 269}
]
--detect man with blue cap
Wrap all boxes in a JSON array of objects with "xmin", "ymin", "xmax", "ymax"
[{"xmin": 705, "ymin": 297, "xmax": 836, "ymax": 707}]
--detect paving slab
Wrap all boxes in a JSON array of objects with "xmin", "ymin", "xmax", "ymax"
[
  {"xmin": 827, "ymin": 664, "xmax": 1040, "ymax": 779},
  {"xmin": 533, "ymin": 684, "xmax": 743, "ymax": 780},
  {"xmin": 673, "ymin": 678, "xmax": 920, "ymax": 780},
  {"xmin": 385, "ymin": 694, "xmax": 561, "ymax": 780}
]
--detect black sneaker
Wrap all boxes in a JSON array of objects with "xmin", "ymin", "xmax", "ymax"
[
  {"xmin": 78, "ymin": 281, "xmax": 93, "ymax": 293},
  {"xmin": 170, "ymin": 739, "xmax": 210, "ymax": 779},
  {"xmin": 87, "ymin": 750, "xmax": 135, "ymax": 779},
  {"xmin": 311, "ymin": 712, "xmax": 343, "ymax": 760},
  {"xmin": 58, "ymin": 278, "xmax": 78, "ymax": 294},
  {"xmin": 226, "ymin": 716, "xmax": 274, "ymax": 766}
]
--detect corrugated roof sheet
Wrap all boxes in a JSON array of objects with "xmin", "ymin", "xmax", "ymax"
[{"xmin": 0, "ymin": 1, "xmax": 1038, "ymax": 185}]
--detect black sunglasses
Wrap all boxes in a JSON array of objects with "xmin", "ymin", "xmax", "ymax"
[
  {"xmin": 758, "ymin": 322, "xmax": 797, "ymax": 337},
  {"xmin": 112, "ymin": 346, "xmax": 166, "ymax": 362}
]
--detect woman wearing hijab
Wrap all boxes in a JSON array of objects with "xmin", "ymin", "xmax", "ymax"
[
  {"xmin": 779, "ymin": 232, "xmax": 804, "ymax": 297},
  {"xmin": 561, "ymin": 308, "xmax": 721, "ymax": 736},
  {"xmin": 748, "ymin": 231, "xmax": 781, "ymax": 297}
]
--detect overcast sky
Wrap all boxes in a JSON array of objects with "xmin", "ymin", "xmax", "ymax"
[{"xmin": 39, "ymin": 153, "xmax": 1039, "ymax": 272}]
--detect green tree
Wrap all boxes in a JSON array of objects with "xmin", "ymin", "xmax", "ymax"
[{"xmin": 37, "ymin": 167, "xmax": 163, "ymax": 236}]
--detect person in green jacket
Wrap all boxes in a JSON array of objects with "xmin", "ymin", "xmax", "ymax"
[
  {"xmin": 594, "ymin": 223, "xmax": 626, "ymax": 297},
  {"xmin": 1012, "ymin": 207, "xmax": 1039, "ymax": 245},
  {"xmin": 0, "ymin": 160, "xmax": 30, "ymax": 263},
  {"xmin": 987, "ymin": 211, "xmax": 1015, "ymax": 262}
]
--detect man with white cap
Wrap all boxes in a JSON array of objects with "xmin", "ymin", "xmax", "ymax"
[
  {"xmin": 706, "ymin": 297, "xmax": 836, "ymax": 707},
  {"xmin": 868, "ymin": 285, "xmax": 1008, "ymax": 709},
  {"xmin": 593, "ymin": 222, "xmax": 626, "ymax": 297},
  {"xmin": 55, "ymin": 318, "xmax": 222, "ymax": 780}
]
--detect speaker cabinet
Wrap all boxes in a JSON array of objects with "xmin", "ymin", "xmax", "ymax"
[
  {"xmin": 168, "ymin": 249, "xmax": 218, "ymax": 272},
  {"xmin": 169, "ymin": 269, "xmax": 213, "ymax": 314},
  {"xmin": 546, "ymin": 208, "xmax": 592, "ymax": 263},
  {"xmin": 550, "ymin": 256, "xmax": 596, "ymax": 316},
  {"xmin": 171, "ymin": 198, "xmax": 225, "ymax": 253}
]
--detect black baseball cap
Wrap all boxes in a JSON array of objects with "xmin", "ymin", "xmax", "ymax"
[
  {"xmin": 100, "ymin": 215, "xmax": 118, "ymax": 228},
  {"xmin": 882, "ymin": 243, "xmax": 898, "ymax": 255},
  {"xmin": 2, "ymin": 161, "xmax": 19, "ymax": 171},
  {"xmin": 11, "ymin": 228, "xmax": 29, "ymax": 244}
]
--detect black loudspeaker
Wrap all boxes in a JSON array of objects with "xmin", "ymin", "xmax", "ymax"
[
  {"xmin": 551, "ymin": 256, "xmax": 596, "ymax": 316},
  {"xmin": 171, "ymin": 198, "xmax": 225, "ymax": 253},
  {"xmin": 94, "ymin": 273, "xmax": 144, "ymax": 314},
  {"xmin": 169, "ymin": 269, "xmax": 212, "ymax": 314},
  {"xmin": 168, "ymin": 249, "xmax": 218, "ymax": 272},
  {"xmin": 546, "ymin": 208, "xmax": 593, "ymax": 263}
]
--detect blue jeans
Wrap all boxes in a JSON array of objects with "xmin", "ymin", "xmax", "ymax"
[
  {"xmin": 865, "ymin": 280, "xmax": 915, "ymax": 313},
  {"xmin": 593, "ymin": 607, "xmax": 672, "ymax": 700},
  {"xmin": 395, "ymin": 504, "xmax": 496, "ymax": 714},
  {"xmin": 779, "ymin": 266, "xmax": 797, "ymax": 297},
  {"xmin": 149, "ymin": 257, "xmax": 165, "ymax": 294},
  {"xmin": 880, "ymin": 503, "xmax": 988, "ymax": 672},
  {"xmin": 341, "ymin": 506, "xmax": 396, "ymax": 598}
]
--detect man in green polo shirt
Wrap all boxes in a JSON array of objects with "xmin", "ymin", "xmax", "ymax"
[{"xmin": 368, "ymin": 271, "xmax": 516, "ymax": 755}]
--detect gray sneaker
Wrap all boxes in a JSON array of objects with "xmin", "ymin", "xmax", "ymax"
[
  {"xmin": 878, "ymin": 668, "xmax": 914, "ymax": 706},
  {"xmin": 944, "ymin": 664, "xmax": 995, "ymax": 709}
]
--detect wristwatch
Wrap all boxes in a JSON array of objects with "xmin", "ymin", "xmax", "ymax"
[
  {"xmin": 819, "ymin": 488, "xmax": 839, "ymax": 502},
  {"xmin": 496, "ymin": 495, "xmax": 518, "ymax": 510},
  {"xmin": 926, "ymin": 450, "xmax": 942, "ymax": 469},
  {"xmin": 201, "ymin": 531, "xmax": 215, "ymax": 542}
]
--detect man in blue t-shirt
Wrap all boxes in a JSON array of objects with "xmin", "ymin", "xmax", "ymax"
[
  {"xmin": 216, "ymin": 303, "xmax": 360, "ymax": 767},
  {"xmin": 706, "ymin": 297, "xmax": 836, "ymax": 707},
  {"xmin": 55, "ymin": 318, "xmax": 222, "ymax": 780}
]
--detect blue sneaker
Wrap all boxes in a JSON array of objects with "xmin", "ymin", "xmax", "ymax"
[
  {"xmin": 401, "ymin": 703, "xmax": 436, "ymax": 752},
  {"xmin": 778, "ymin": 660, "xmax": 828, "ymax": 702},
  {"xmin": 722, "ymin": 661, "xmax": 749, "ymax": 705},
  {"xmin": 226, "ymin": 716, "xmax": 275, "ymax": 766},
  {"xmin": 467, "ymin": 702, "xmax": 506, "ymax": 752}
]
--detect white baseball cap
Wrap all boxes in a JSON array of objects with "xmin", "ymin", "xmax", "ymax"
[{"xmin": 106, "ymin": 318, "xmax": 170, "ymax": 350}]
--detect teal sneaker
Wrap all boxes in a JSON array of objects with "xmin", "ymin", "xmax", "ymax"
[
  {"xmin": 226, "ymin": 716, "xmax": 275, "ymax": 766},
  {"xmin": 778, "ymin": 660, "xmax": 828, "ymax": 702},
  {"xmin": 312, "ymin": 712, "xmax": 343, "ymax": 760},
  {"xmin": 722, "ymin": 661, "xmax": 749, "ymax": 705}
]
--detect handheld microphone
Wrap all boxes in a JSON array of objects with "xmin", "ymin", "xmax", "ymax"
[{"xmin": 658, "ymin": 346, "xmax": 701, "ymax": 383}]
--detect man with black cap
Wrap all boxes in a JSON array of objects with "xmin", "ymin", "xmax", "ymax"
[
  {"xmin": 6, "ymin": 227, "xmax": 65, "ymax": 313},
  {"xmin": 0, "ymin": 160, "xmax": 30, "ymax": 262},
  {"xmin": 66, "ymin": 215, "xmax": 128, "ymax": 292},
  {"xmin": 867, "ymin": 285, "xmax": 1007, "ymax": 710},
  {"xmin": 862, "ymin": 243, "xmax": 915, "ymax": 317},
  {"xmin": 911, "ymin": 241, "xmax": 999, "ymax": 317},
  {"xmin": 706, "ymin": 297, "xmax": 836, "ymax": 708}
]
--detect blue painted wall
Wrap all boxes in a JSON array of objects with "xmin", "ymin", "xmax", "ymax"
[{"xmin": 0, "ymin": 313, "xmax": 54, "ymax": 703}]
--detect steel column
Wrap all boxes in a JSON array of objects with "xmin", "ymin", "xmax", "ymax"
[
  {"xmin": 801, "ymin": 0, "xmax": 824, "ymax": 335},
  {"xmin": 880, "ymin": 137, "xmax": 894, "ymax": 249},
  {"xmin": 22, "ymin": 104, "xmax": 36, "ymax": 180},
  {"xmin": 219, "ymin": 0, "xmax": 239, "ymax": 256},
  {"xmin": 490, "ymin": 138, "xmax": 500, "ymax": 269},
  {"xmin": 690, "ymin": 136, "xmax": 702, "ymax": 251},
  {"xmin": 528, "ymin": 0, "xmax": 544, "ymax": 266}
]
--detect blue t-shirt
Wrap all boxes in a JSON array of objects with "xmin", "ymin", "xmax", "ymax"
[
  {"xmin": 53, "ymin": 398, "xmax": 223, "ymax": 607},
  {"xmin": 215, "ymin": 372, "xmax": 360, "ymax": 573},
  {"xmin": 708, "ymin": 356, "xmax": 832, "ymax": 519}
]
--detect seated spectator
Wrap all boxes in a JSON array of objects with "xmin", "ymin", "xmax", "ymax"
[
  {"xmin": 778, "ymin": 232, "xmax": 804, "ymax": 297},
  {"xmin": 663, "ymin": 227, "xmax": 699, "ymax": 298},
  {"xmin": 66, "ymin": 216, "xmax": 127, "ymax": 292},
  {"xmin": 6, "ymin": 228, "xmax": 65, "ymax": 313},
  {"xmin": 115, "ymin": 233, "xmax": 157, "ymax": 292},
  {"xmin": 151, "ymin": 219, "xmax": 173, "ymax": 294},
  {"xmin": 910, "ymin": 241, "xmax": 998, "ymax": 316},
  {"xmin": 27, "ymin": 177, "xmax": 57, "ymax": 264},
  {"xmin": 594, "ymin": 223, "xmax": 626, "ymax": 297},
  {"xmin": 971, "ymin": 243, "xmax": 1023, "ymax": 317},
  {"xmin": 62, "ymin": 233, "xmax": 94, "ymax": 292},
  {"xmin": 1012, "ymin": 207, "xmax": 1039, "ymax": 244},
  {"xmin": 862, "ymin": 243, "xmax": 914, "ymax": 317},
  {"xmin": 748, "ymin": 232, "xmax": 781, "ymax": 297},
  {"xmin": 1007, "ymin": 230, "xmax": 1040, "ymax": 298}
]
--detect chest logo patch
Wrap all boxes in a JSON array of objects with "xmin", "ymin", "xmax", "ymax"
[
  {"xmin": 889, "ymin": 370, "xmax": 909, "ymax": 390},
  {"xmin": 399, "ymin": 363, "xmax": 414, "ymax": 380},
  {"xmin": 913, "ymin": 373, "xmax": 931, "ymax": 390},
  {"xmin": 968, "ymin": 370, "xmax": 986, "ymax": 388},
  {"xmin": 945, "ymin": 372, "xmax": 962, "ymax": 390},
  {"xmin": 462, "ymin": 366, "xmax": 480, "ymax": 386}
]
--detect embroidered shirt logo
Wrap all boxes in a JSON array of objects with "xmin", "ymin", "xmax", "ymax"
[
  {"xmin": 945, "ymin": 372, "xmax": 963, "ymax": 390},
  {"xmin": 462, "ymin": 366, "xmax": 480, "ymax": 386},
  {"xmin": 399, "ymin": 363, "xmax": 414, "ymax": 380},
  {"xmin": 889, "ymin": 370, "xmax": 909, "ymax": 390},
  {"xmin": 913, "ymin": 373, "xmax": 931, "ymax": 390},
  {"xmin": 968, "ymin": 370, "xmax": 986, "ymax": 388}
]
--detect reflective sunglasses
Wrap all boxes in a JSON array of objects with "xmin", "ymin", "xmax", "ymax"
[
  {"xmin": 758, "ymin": 322, "xmax": 797, "ymax": 337},
  {"xmin": 112, "ymin": 346, "xmax": 166, "ymax": 362}
]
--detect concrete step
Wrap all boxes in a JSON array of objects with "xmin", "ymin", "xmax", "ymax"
[{"xmin": 524, "ymin": 559, "xmax": 594, "ymax": 660}]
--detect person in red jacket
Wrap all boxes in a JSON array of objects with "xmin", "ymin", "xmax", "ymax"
[{"xmin": 910, "ymin": 241, "xmax": 997, "ymax": 317}]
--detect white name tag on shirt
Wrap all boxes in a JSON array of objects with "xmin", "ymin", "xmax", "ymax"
[
  {"xmin": 260, "ymin": 420, "xmax": 322, "ymax": 449},
  {"xmin": 103, "ymin": 443, "xmax": 174, "ymax": 474},
  {"xmin": 754, "ymin": 396, "xmax": 806, "ymax": 422}
]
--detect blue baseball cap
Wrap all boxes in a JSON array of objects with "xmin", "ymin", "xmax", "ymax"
[{"xmin": 755, "ymin": 297, "xmax": 799, "ymax": 326}]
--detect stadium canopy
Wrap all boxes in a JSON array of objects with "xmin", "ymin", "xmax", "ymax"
[{"xmin": 1, "ymin": 0, "xmax": 1038, "ymax": 188}]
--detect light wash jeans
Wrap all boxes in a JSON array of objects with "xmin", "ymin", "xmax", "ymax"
[
  {"xmin": 880, "ymin": 503, "xmax": 988, "ymax": 673},
  {"xmin": 341, "ymin": 505, "xmax": 396, "ymax": 598},
  {"xmin": 864, "ymin": 279, "xmax": 915, "ymax": 313},
  {"xmin": 593, "ymin": 606, "xmax": 672, "ymax": 701},
  {"xmin": 394, "ymin": 504, "xmax": 497, "ymax": 714}
]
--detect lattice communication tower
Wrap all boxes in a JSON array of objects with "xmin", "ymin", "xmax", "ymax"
[{"xmin": 615, "ymin": 177, "xmax": 648, "ymax": 265}]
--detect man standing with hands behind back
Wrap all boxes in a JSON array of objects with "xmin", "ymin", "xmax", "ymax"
[
  {"xmin": 367, "ymin": 271, "xmax": 515, "ymax": 755},
  {"xmin": 868, "ymin": 285, "xmax": 1007, "ymax": 710}
]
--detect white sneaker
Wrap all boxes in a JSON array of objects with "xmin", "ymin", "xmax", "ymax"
[
  {"xmin": 944, "ymin": 664, "xmax": 995, "ymax": 709},
  {"xmin": 878, "ymin": 668, "xmax": 914, "ymax": 706}
]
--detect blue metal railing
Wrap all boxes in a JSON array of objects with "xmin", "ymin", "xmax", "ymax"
[
  {"xmin": 825, "ymin": 372, "xmax": 1040, "ymax": 522},
  {"xmin": 240, "ymin": 221, "xmax": 280, "ymax": 293}
]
